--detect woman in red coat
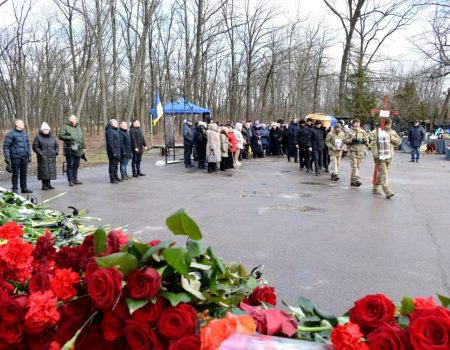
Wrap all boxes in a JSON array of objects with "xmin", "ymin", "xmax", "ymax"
[{"xmin": 227, "ymin": 128, "xmax": 237, "ymax": 169}]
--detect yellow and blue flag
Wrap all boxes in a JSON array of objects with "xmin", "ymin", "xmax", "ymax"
[{"xmin": 151, "ymin": 91, "xmax": 164, "ymax": 125}]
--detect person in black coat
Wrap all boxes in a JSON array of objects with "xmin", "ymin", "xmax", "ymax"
[
  {"xmin": 182, "ymin": 117, "xmax": 195, "ymax": 168},
  {"xmin": 251, "ymin": 121, "xmax": 264, "ymax": 158},
  {"xmin": 287, "ymin": 118, "xmax": 299, "ymax": 162},
  {"xmin": 280, "ymin": 121, "xmax": 289, "ymax": 157},
  {"xmin": 310, "ymin": 120, "xmax": 325, "ymax": 176},
  {"xmin": 269, "ymin": 123, "xmax": 282, "ymax": 157},
  {"xmin": 194, "ymin": 122, "xmax": 208, "ymax": 169},
  {"xmin": 2, "ymin": 119, "xmax": 32, "ymax": 194},
  {"xmin": 129, "ymin": 120, "xmax": 148, "ymax": 177},
  {"xmin": 241, "ymin": 122, "xmax": 251, "ymax": 159},
  {"xmin": 118, "ymin": 121, "xmax": 132, "ymax": 180},
  {"xmin": 322, "ymin": 126, "xmax": 331, "ymax": 172},
  {"xmin": 295, "ymin": 119, "xmax": 312, "ymax": 172},
  {"xmin": 105, "ymin": 119, "xmax": 121, "ymax": 183},
  {"xmin": 32, "ymin": 122, "xmax": 59, "ymax": 190},
  {"xmin": 408, "ymin": 121, "xmax": 425, "ymax": 163}
]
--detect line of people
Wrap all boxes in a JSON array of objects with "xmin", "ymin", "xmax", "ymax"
[{"xmin": 2, "ymin": 116, "xmax": 150, "ymax": 194}]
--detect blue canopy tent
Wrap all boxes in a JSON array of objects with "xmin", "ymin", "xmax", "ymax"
[{"xmin": 151, "ymin": 97, "xmax": 212, "ymax": 118}]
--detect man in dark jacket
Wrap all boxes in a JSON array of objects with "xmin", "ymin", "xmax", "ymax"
[
  {"xmin": 129, "ymin": 120, "xmax": 147, "ymax": 177},
  {"xmin": 118, "ymin": 121, "xmax": 132, "ymax": 180},
  {"xmin": 287, "ymin": 117, "xmax": 299, "ymax": 163},
  {"xmin": 59, "ymin": 115, "xmax": 85, "ymax": 186},
  {"xmin": 3, "ymin": 119, "xmax": 32, "ymax": 194},
  {"xmin": 408, "ymin": 121, "xmax": 425, "ymax": 163},
  {"xmin": 194, "ymin": 121, "xmax": 208, "ymax": 169},
  {"xmin": 296, "ymin": 119, "xmax": 312, "ymax": 172},
  {"xmin": 310, "ymin": 120, "xmax": 325, "ymax": 176},
  {"xmin": 105, "ymin": 119, "xmax": 121, "ymax": 183},
  {"xmin": 241, "ymin": 122, "xmax": 252, "ymax": 159},
  {"xmin": 183, "ymin": 117, "xmax": 195, "ymax": 168}
]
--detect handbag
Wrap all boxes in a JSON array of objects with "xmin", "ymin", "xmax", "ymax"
[
  {"xmin": 70, "ymin": 143, "xmax": 79, "ymax": 152},
  {"xmin": 207, "ymin": 151, "xmax": 217, "ymax": 163}
]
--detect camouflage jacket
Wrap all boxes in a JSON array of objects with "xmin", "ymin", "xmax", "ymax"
[
  {"xmin": 343, "ymin": 127, "xmax": 368, "ymax": 158},
  {"xmin": 370, "ymin": 128, "xmax": 402, "ymax": 161},
  {"xmin": 325, "ymin": 129, "xmax": 346, "ymax": 156}
]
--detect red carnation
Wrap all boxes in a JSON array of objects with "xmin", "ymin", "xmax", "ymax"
[
  {"xmin": 349, "ymin": 294, "xmax": 396, "ymax": 335},
  {"xmin": 0, "ymin": 236, "xmax": 34, "ymax": 283},
  {"xmin": 32, "ymin": 230, "xmax": 56, "ymax": 263},
  {"xmin": 331, "ymin": 322, "xmax": 369, "ymax": 350},
  {"xmin": 408, "ymin": 306, "xmax": 450, "ymax": 350},
  {"xmin": 168, "ymin": 335, "xmax": 200, "ymax": 350},
  {"xmin": 132, "ymin": 294, "xmax": 165, "ymax": 325},
  {"xmin": 55, "ymin": 246, "xmax": 80, "ymax": 271},
  {"xmin": 25, "ymin": 291, "xmax": 60, "ymax": 334},
  {"xmin": 157, "ymin": 303, "xmax": 198, "ymax": 340},
  {"xmin": 247, "ymin": 286, "xmax": 277, "ymax": 306},
  {"xmin": 87, "ymin": 266, "xmax": 122, "ymax": 309},
  {"xmin": 0, "ymin": 221, "xmax": 23, "ymax": 239},
  {"xmin": 50, "ymin": 268, "xmax": 80, "ymax": 300},
  {"xmin": 126, "ymin": 267, "xmax": 161, "ymax": 300},
  {"xmin": 413, "ymin": 296, "xmax": 436, "ymax": 310},
  {"xmin": 29, "ymin": 266, "xmax": 52, "ymax": 293}
]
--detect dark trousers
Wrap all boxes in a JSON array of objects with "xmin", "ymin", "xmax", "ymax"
[
  {"xmin": 132, "ymin": 153, "xmax": 142, "ymax": 175},
  {"xmin": 196, "ymin": 146, "xmax": 206, "ymax": 168},
  {"xmin": 312, "ymin": 150, "xmax": 323, "ymax": 174},
  {"xmin": 227, "ymin": 151, "xmax": 234, "ymax": 169},
  {"xmin": 208, "ymin": 162, "xmax": 217, "ymax": 173},
  {"xmin": 120, "ymin": 157, "xmax": 129, "ymax": 177},
  {"xmin": 323, "ymin": 148, "xmax": 330, "ymax": 170},
  {"xmin": 109, "ymin": 158, "xmax": 119, "ymax": 181},
  {"xmin": 411, "ymin": 146, "xmax": 420, "ymax": 160},
  {"xmin": 242, "ymin": 145, "xmax": 249, "ymax": 159},
  {"xmin": 220, "ymin": 157, "xmax": 228, "ymax": 171},
  {"xmin": 66, "ymin": 155, "xmax": 80, "ymax": 182},
  {"xmin": 288, "ymin": 144, "xmax": 298, "ymax": 161},
  {"xmin": 11, "ymin": 157, "xmax": 28, "ymax": 190},
  {"xmin": 299, "ymin": 145, "xmax": 311, "ymax": 169},
  {"xmin": 184, "ymin": 144, "xmax": 193, "ymax": 165}
]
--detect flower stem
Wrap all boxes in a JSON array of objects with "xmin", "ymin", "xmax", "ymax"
[{"xmin": 297, "ymin": 325, "xmax": 333, "ymax": 333}]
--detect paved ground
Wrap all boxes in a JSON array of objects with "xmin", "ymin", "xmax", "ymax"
[{"xmin": 2, "ymin": 152, "xmax": 449, "ymax": 314}]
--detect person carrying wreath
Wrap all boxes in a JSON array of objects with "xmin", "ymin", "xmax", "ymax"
[{"xmin": 32, "ymin": 122, "xmax": 59, "ymax": 190}]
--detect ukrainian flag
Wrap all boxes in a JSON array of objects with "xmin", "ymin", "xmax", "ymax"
[{"xmin": 151, "ymin": 91, "xmax": 164, "ymax": 125}]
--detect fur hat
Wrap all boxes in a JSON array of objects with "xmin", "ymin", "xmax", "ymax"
[{"xmin": 40, "ymin": 122, "xmax": 51, "ymax": 131}]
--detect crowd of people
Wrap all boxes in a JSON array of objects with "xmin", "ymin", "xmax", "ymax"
[
  {"xmin": 2, "ymin": 114, "xmax": 423, "ymax": 199},
  {"xmin": 183, "ymin": 116, "xmax": 408, "ymax": 199}
]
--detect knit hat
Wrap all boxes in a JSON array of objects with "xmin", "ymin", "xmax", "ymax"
[{"xmin": 40, "ymin": 122, "xmax": 50, "ymax": 131}]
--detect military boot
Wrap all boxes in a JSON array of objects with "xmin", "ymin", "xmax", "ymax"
[
  {"xmin": 384, "ymin": 187, "xmax": 395, "ymax": 199},
  {"xmin": 372, "ymin": 186, "xmax": 383, "ymax": 195}
]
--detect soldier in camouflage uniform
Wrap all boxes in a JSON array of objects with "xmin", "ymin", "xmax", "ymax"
[
  {"xmin": 325, "ymin": 123, "xmax": 346, "ymax": 181},
  {"xmin": 370, "ymin": 118, "xmax": 402, "ymax": 199},
  {"xmin": 343, "ymin": 119, "xmax": 368, "ymax": 187}
]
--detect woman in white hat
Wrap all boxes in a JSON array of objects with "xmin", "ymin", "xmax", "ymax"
[{"xmin": 32, "ymin": 122, "xmax": 59, "ymax": 190}]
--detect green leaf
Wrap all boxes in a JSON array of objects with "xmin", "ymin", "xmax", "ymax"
[
  {"xmin": 246, "ymin": 277, "xmax": 258, "ymax": 290},
  {"xmin": 166, "ymin": 209, "xmax": 202, "ymax": 240},
  {"xmin": 437, "ymin": 293, "xmax": 450, "ymax": 308},
  {"xmin": 93, "ymin": 228, "xmax": 107, "ymax": 255},
  {"xmin": 181, "ymin": 275, "xmax": 206, "ymax": 300},
  {"xmin": 140, "ymin": 240, "xmax": 174, "ymax": 263},
  {"xmin": 95, "ymin": 252, "xmax": 138, "ymax": 276},
  {"xmin": 131, "ymin": 240, "xmax": 150, "ymax": 257},
  {"xmin": 298, "ymin": 297, "xmax": 315, "ymax": 316},
  {"xmin": 186, "ymin": 240, "xmax": 202, "ymax": 259},
  {"xmin": 400, "ymin": 296, "xmax": 415, "ymax": 315},
  {"xmin": 126, "ymin": 298, "xmax": 149, "ymax": 315},
  {"xmin": 160, "ymin": 292, "xmax": 192, "ymax": 307},
  {"xmin": 162, "ymin": 247, "xmax": 189, "ymax": 276}
]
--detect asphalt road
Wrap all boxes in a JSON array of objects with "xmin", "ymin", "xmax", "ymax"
[{"xmin": 3, "ymin": 151, "xmax": 449, "ymax": 314}]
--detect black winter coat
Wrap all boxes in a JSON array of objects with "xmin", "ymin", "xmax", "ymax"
[
  {"xmin": 32, "ymin": 132, "xmax": 59, "ymax": 180},
  {"xmin": 296, "ymin": 126, "xmax": 312, "ymax": 147},
  {"xmin": 288, "ymin": 122, "xmax": 298, "ymax": 144},
  {"xmin": 3, "ymin": 129, "xmax": 30, "ymax": 160},
  {"xmin": 118, "ymin": 128, "xmax": 132, "ymax": 159},
  {"xmin": 130, "ymin": 126, "xmax": 147, "ymax": 154},
  {"xmin": 194, "ymin": 126, "xmax": 208, "ymax": 146},
  {"xmin": 105, "ymin": 124, "xmax": 121, "ymax": 159},
  {"xmin": 408, "ymin": 126, "xmax": 425, "ymax": 147},
  {"xmin": 310, "ymin": 127, "xmax": 325, "ymax": 150}
]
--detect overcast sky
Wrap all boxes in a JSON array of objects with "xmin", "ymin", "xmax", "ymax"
[{"xmin": 0, "ymin": 0, "xmax": 432, "ymax": 71}]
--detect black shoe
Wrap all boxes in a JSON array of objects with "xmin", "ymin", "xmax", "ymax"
[
  {"xmin": 331, "ymin": 174, "xmax": 336, "ymax": 181},
  {"xmin": 415, "ymin": 159, "xmax": 419, "ymax": 163},
  {"xmin": 138, "ymin": 172, "xmax": 146, "ymax": 176},
  {"xmin": 69, "ymin": 181, "xmax": 75, "ymax": 187},
  {"xmin": 294, "ymin": 160, "xmax": 298, "ymax": 163},
  {"xmin": 48, "ymin": 183, "xmax": 55, "ymax": 190},
  {"xmin": 12, "ymin": 189, "xmax": 19, "ymax": 195},
  {"xmin": 116, "ymin": 177, "xmax": 123, "ymax": 182},
  {"xmin": 110, "ymin": 180, "xmax": 119, "ymax": 184},
  {"xmin": 355, "ymin": 181, "xmax": 362, "ymax": 187},
  {"xmin": 334, "ymin": 175, "xmax": 340, "ymax": 181},
  {"xmin": 350, "ymin": 182, "xmax": 359, "ymax": 187},
  {"xmin": 21, "ymin": 188, "xmax": 33, "ymax": 194},
  {"xmin": 73, "ymin": 180, "xmax": 83, "ymax": 185},
  {"xmin": 132, "ymin": 173, "xmax": 138, "ymax": 178},
  {"xmin": 42, "ymin": 184, "xmax": 50, "ymax": 191},
  {"xmin": 409, "ymin": 159, "xmax": 415, "ymax": 162}
]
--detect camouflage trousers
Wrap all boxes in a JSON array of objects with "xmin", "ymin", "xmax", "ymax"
[
  {"xmin": 374, "ymin": 160, "xmax": 392, "ymax": 194},
  {"xmin": 349, "ymin": 156, "xmax": 362, "ymax": 183},
  {"xmin": 330, "ymin": 154, "xmax": 342, "ymax": 175}
]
